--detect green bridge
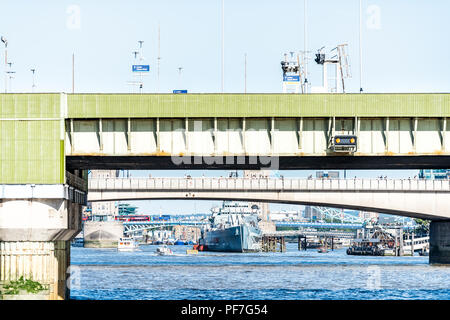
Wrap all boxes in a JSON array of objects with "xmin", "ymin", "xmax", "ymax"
[{"xmin": 1, "ymin": 93, "xmax": 450, "ymax": 299}]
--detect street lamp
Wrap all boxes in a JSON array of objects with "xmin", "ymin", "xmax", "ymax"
[
  {"xmin": 6, "ymin": 61, "xmax": 15, "ymax": 92},
  {"xmin": 1, "ymin": 36, "xmax": 7, "ymax": 93},
  {"xmin": 30, "ymin": 68, "xmax": 36, "ymax": 92},
  {"xmin": 177, "ymin": 67, "xmax": 183, "ymax": 89}
]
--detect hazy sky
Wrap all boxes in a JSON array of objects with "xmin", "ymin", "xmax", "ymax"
[
  {"xmin": 1, "ymin": 1, "xmax": 445, "ymax": 213},
  {"xmin": 1, "ymin": 0, "xmax": 449, "ymax": 93}
]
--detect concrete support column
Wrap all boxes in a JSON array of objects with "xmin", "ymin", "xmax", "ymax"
[
  {"xmin": 280, "ymin": 237, "xmax": 286, "ymax": 252},
  {"xmin": 430, "ymin": 220, "xmax": 450, "ymax": 264},
  {"xmin": 0, "ymin": 240, "xmax": 70, "ymax": 300},
  {"xmin": 0, "ymin": 185, "xmax": 84, "ymax": 300}
]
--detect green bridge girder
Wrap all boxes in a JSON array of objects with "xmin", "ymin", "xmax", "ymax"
[{"xmin": 1, "ymin": 93, "xmax": 450, "ymax": 184}]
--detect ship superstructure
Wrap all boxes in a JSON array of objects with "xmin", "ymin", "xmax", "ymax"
[{"xmin": 199, "ymin": 201, "xmax": 262, "ymax": 252}]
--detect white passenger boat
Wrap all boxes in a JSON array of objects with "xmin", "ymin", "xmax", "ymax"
[
  {"xmin": 118, "ymin": 237, "xmax": 139, "ymax": 251},
  {"xmin": 156, "ymin": 245, "xmax": 173, "ymax": 255}
]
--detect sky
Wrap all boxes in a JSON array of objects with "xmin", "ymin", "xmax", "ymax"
[
  {"xmin": 1, "ymin": 0, "xmax": 450, "ymax": 93},
  {"xmin": 1, "ymin": 1, "xmax": 447, "ymax": 214}
]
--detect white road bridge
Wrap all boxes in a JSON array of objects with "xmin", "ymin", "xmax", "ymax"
[{"xmin": 88, "ymin": 177, "xmax": 450, "ymax": 221}]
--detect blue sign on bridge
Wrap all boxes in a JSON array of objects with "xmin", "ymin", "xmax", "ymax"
[
  {"xmin": 173, "ymin": 90, "xmax": 188, "ymax": 94},
  {"xmin": 283, "ymin": 75, "xmax": 300, "ymax": 82},
  {"xmin": 132, "ymin": 65, "xmax": 150, "ymax": 72}
]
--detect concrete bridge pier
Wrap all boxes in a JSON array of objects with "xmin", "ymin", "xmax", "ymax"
[
  {"xmin": 430, "ymin": 221, "xmax": 450, "ymax": 264},
  {"xmin": 0, "ymin": 241, "xmax": 71, "ymax": 299},
  {"xmin": 0, "ymin": 187, "xmax": 83, "ymax": 300}
]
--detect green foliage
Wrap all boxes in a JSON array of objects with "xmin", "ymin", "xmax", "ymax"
[
  {"xmin": 414, "ymin": 219, "xmax": 430, "ymax": 235},
  {"xmin": 3, "ymin": 277, "xmax": 46, "ymax": 295}
]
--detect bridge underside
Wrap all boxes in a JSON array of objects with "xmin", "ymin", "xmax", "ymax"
[
  {"xmin": 87, "ymin": 190, "xmax": 450, "ymax": 221},
  {"xmin": 67, "ymin": 155, "xmax": 450, "ymax": 170}
]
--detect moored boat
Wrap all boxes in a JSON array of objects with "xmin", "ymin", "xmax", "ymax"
[
  {"xmin": 117, "ymin": 237, "xmax": 139, "ymax": 251},
  {"xmin": 198, "ymin": 201, "xmax": 262, "ymax": 253}
]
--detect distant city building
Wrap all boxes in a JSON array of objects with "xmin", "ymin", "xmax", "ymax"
[
  {"xmin": 316, "ymin": 171, "xmax": 340, "ymax": 179},
  {"xmin": 303, "ymin": 207, "xmax": 324, "ymax": 221},
  {"xmin": 419, "ymin": 169, "xmax": 450, "ymax": 180},
  {"xmin": 117, "ymin": 203, "xmax": 138, "ymax": 216},
  {"xmin": 150, "ymin": 230, "xmax": 173, "ymax": 241},
  {"xmin": 173, "ymin": 225, "xmax": 201, "ymax": 242},
  {"xmin": 243, "ymin": 170, "xmax": 270, "ymax": 221},
  {"xmin": 90, "ymin": 170, "xmax": 119, "ymax": 217},
  {"xmin": 270, "ymin": 210, "xmax": 302, "ymax": 221},
  {"xmin": 358, "ymin": 211, "xmax": 379, "ymax": 222}
]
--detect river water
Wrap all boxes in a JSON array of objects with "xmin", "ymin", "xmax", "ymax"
[{"xmin": 69, "ymin": 243, "xmax": 450, "ymax": 300}]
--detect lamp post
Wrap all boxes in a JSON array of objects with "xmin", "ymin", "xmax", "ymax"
[
  {"xmin": 359, "ymin": 0, "xmax": 363, "ymax": 93},
  {"xmin": 6, "ymin": 62, "xmax": 14, "ymax": 93},
  {"xmin": 138, "ymin": 41, "xmax": 144, "ymax": 93},
  {"xmin": 244, "ymin": 53, "xmax": 247, "ymax": 94},
  {"xmin": 304, "ymin": 0, "xmax": 308, "ymax": 93},
  {"xmin": 1, "ymin": 36, "xmax": 7, "ymax": 93},
  {"xmin": 221, "ymin": 0, "xmax": 224, "ymax": 93},
  {"xmin": 177, "ymin": 67, "xmax": 183, "ymax": 89},
  {"xmin": 30, "ymin": 68, "xmax": 36, "ymax": 92}
]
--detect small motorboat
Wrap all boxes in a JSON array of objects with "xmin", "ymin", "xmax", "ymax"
[
  {"xmin": 156, "ymin": 245, "xmax": 173, "ymax": 255},
  {"xmin": 317, "ymin": 247, "xmax": 328, "ymax": 253}
]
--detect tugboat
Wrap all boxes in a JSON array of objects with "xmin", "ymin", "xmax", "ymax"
[{"xmin": 198, "ymin": 201, "xmax": 262, "ymax": 252}]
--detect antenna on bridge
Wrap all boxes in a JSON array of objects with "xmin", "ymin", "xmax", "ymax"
[
  {"xmin": 128, "ymin": 41, "xmax": 149, "ymax": 93},
  {"xmin": 303, "ymin": 0, "xmax": 309, "ymax": 93},
  {"xmin": 359, "ymin": 0, "xmax": 363, "ymax": 93},
  {"xmin": 244, "ymin": 53, "xmax": 247, "ymax": 94},
  {"xmin": 281, "ymin": 52, "xmax": 303, "ymax": 93},
  {"xmin": 157, "ymin": 23, "xmax": 161, "ymax": 93},
  {"xmin": 313, "ymin": 43, "xmax": 352, "ymax": 93},
  {"xmin": 72, "ymin": 53, "xmax": 75, "ymax": 93},
  {"xmin": 221, "ymin": 0, "xmax": 225, "ymax": 93},
  {"xmin": 30, "ymin": 68, "xmax": 36, "ymax": 93}
]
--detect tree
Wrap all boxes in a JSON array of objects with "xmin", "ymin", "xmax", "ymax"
[{"xmin": 414, "ymin": 218, "xmax": 430, "ymax": 235}]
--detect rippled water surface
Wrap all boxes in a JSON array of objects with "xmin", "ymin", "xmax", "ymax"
[{"xmin": 70, "ymin": 243, "xmax": 450, "ymax": 300}]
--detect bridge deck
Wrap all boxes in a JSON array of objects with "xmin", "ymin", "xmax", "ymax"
[
  {"xmin": 263, "ymin": 230, "xmax": 355, "ymax": 238},
  {"xmin": 88, "ymin": 177, "xmax": 450, "ymax": 192},
  {"xmin": 87, "ymin": 177, "xmax": 450, "ymax": 220},
  {"xmin": 2, "ymin": 93, "xmax": 450, "ymax": 184}
]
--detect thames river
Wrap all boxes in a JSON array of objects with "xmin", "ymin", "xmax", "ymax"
[{"xmin": 69, "ymin": 243, "xmax": 450, "ymax": 300}]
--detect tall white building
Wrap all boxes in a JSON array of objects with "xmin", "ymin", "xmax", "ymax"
[
  {"xmin": 90, "ymin": 170, "xmax": 119, "ymax": 217},
  {"xmin": 243, "ymin": 170, "xmax": 270, "ymax": 221}
]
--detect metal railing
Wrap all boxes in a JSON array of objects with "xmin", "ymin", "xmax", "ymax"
[
  {"xmin": 67, "ymin": 171, "xmax": 88, "ymax": 192},
  {"xmin": 88, "ymin": 177, "xmax": 450, "ymax": 192}
]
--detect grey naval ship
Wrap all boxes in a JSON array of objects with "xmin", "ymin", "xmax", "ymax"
[{"xmin": 198, "ymin": 201, "xmax": 262, "ymax": 252}]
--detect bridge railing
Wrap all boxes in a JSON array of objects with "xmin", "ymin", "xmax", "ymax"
[
  {"xmin": 88, "ymin": 177, "xmax": 450, "ymax": 192},
  {"xmin": 67, "ymin": 171, "xmax": 88, "ymax": 192}
]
